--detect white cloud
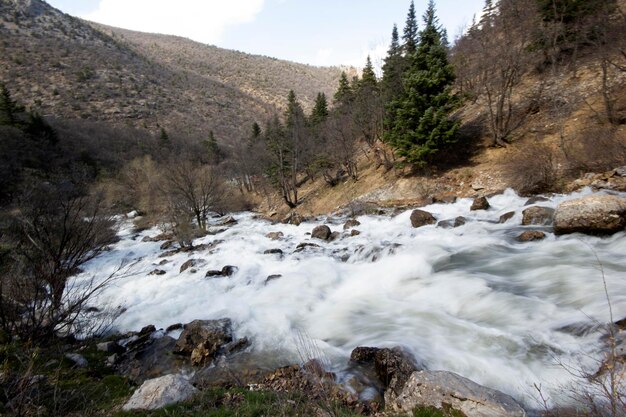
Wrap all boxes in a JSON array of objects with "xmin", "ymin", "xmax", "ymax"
[
  {"xmin": 313, "ymin": 48, "xmax": 334, "ymax": 66},
  {"xmin": 344, "ymin": 43, "xmax": 387, "ymax": 76},
  {"xmin": 82, "ymin": 0, "xmax": 265, "ymax": 44}
]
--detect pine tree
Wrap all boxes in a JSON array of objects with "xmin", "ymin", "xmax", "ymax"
[
  {"xmin": 0, "ymin": 83, "xmax": 23, "ymax": 127},
  {"xmin": 382, "ymin": 25, "xmax": 403, "ymax": 100},
  {"xmin": 204, "ymin": 130, "xmax": 222, "ymax": 164},
  {"xmin": 360, "ymin": 56, "xmax": 377, "ymax": 89},
  {"xmin": 382, "ymin": 24, "xmax": 406, "ymax": 139},
  {"xmin": 251, "ymin": 122, "xmax": 262, "ymax": 139},
  {"xmin": 479, "ymin": 0, "xmax": 497, "ymax": 29},
  {"xmin": 403, "ymin": 1, "xmax": 419, "ymax": 56},
  {"xmin": 386, "ymin": 0, "xmax": 459, "ymax": 166},
  {"xmin": 159, "ymin": 127, "xmax": 169, "ymax": 145},
  {"xmin": 333, "ymin": 71, "xmax": 353, "ymax": 107},
  {"xmin": 310, "ymin": 92, "xmax": 329, "ymax": 125}
]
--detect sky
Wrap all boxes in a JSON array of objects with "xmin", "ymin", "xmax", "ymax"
[{"xmin": 46, "ymin": 0, "xmax": 484, "ymax": 69}]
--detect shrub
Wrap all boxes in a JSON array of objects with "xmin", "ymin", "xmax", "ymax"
[{"xmin": 502, "ymin": 142, "xmax": 559, "ymax": 195}]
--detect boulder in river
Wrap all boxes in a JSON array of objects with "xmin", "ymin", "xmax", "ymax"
[
  {"xmin": 522, "ymin": 206, "xmax": 555, "ymax": 226},
  {"xmin": 470, "ymin": 196, "xmax": 490, "ymax": 211},
  {"xmin": 312, "ymin": 225, "xmax": 332, "ymax": 240},
  {"xmin": 350, "ymin": 346, "xmax": 420, "ymax": 397},
  {"xmin": 343, "ymin": 219, "xmax": 361, "ymax": 230},
  {"xmin": 205, "ymin": 265, "xmax": 238, "ymax": 278},
  {"xmin": 554, "ymin": 194, "xmax": 626, "ymax": 235},
  {"xmin": 438, "ymin": 216, "xmax": 466, "ymax": 229},
  {"xmin": 386, "ymin": 370, "xmax": 527, "ymax": 417},
  {"xmin": 499, "ymin": 211, "xmax": 515, "ymax": 223},
  {"xmin": 517, "ymin": 231, "xmax": 546, "ymax": 242},
  {"xmin": 265, "ymin": 231, "xmax": 284, "ymax": 240},
  {"xmin": 410, "ymin": 210, "xmax": 436, "ymax": 228},
  {"xmin": 180, "ymin": 259, "xmax": 203, "ymax": 273},
  {"xmin": 173, "ymin": 319, "xmax": 233, "ymax": 365},
  {"xmin": 122, "ymin": 374, "xmax": 198, "ymax": 411}
]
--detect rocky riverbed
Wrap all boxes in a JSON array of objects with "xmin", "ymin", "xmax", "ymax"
[{"xmin": 71, "ymin": 187, "xmax": 626, "ymax": 415}]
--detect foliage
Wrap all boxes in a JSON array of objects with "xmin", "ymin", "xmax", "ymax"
[
  {"xmin": 310, "ymin": 92, "xmax": 329, "ymax": 126},
  {"xmin": 384, "ymin": 1, "xmax": 459, "ymax": 166},
  {"xmin": 333, "ymin": 72, "xmax": 353, "ymax": 107},
  {"xmin": 403, "ymin": 1, "xmax": 419, "ymax": 56},
  {"xmin": 0, "ymin": 340, "xmax": 132, "ymax": 416}
]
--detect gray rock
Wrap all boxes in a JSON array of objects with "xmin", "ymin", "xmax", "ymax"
[
  {"xmin": 263, "ymin": 248, "xmax": 283, "ymax": 256},
  {"xmin": 265, "ymin": 231, "xmax": 284, "ymax": 240},
  {"xmin": 180, "ymin": 259, "xmax": 201, "ymax": 273},
  {"xmin": 149, "ymin": 269, "xmax": 166, "ymax": 276},
  {"xmin": 349, "ymin": 346, "xmax": 420, "ymax": 396},
  {"xmin": 343, "ymin": 219, "xmax": 361, "ymax": 230},
  {"xmin": 499, "ymin": 211, "xmax": 515, "ymax": 223},
  {"xmin": 97, "ymin": 341, "xmax": 124, "ymax": 354},
  {"xmin": 554, "ymin": 195, "xmax": 626, "ymax": 235},
  {"xmin": 294, "ymin": 242, "xmax": 321, "ymax": 252},
  {"xmin": 173, "ymin": 319, "xmax": 233, "ymax": 366},
  {"xmin": 312, "ymin": 225, "xmax": 332, "ymax": 240},
  {"xmin": 410, "ymin": 210, "xmax": 436, "ymax": 228},
  {"xmin": 122, "ymin": 374, "xmax": 198, "ymax": 411},
  {"xmin": 615, "ymin": 166, "xmax": 626, "ymax": 177},
  {"xmin": 386, "ymin": 370, "xmax": 527, "ymax": 417},
  {"xmin": 470, "ymin": 196, "xmax": 490, "ymax": 211},
  {"xmin": 221, "ymin": 265, "xmax": 238, "ymax": 276},
  {"xmin": 329, "ymin": 231, "xmax": 341, "ymax": 241},
  {"xmin": 265, "ymin": 274, "xmax": 282, "ymax": 284},
  {"xmin": 438, "ymin": 216, "xmax": 467, "ymax": 229},
  {"xmin": 219, "ymin": 216, "xmax": 237, "ymax": 225},
  {"xmin": 160, "ymin": 241, "xmax": 176, "ymax": 250},
  {"xmin": 350, "ymin": 229, "xmax": 361, "ymax": 236},
  {"xmin": 205, "ymin": 265, "xmax": 238, "ymax": 278},
  {"xmin": 522, "ymin": 206, "xmax": 555, "ymax": 226},
  {"xmin": 117, "ymin": 335, "xmax": 189, "ymax": 384},
  {"xmin": 517, "ymin": 231, "xmax": 546, "ymax": 242},
  {"xmin": 64, "ymin": 353, "xmax": 88, "ymax": 368},
  {"xmin": 524, "ymin": 196, "xmax": 550, "ymax": 206}
]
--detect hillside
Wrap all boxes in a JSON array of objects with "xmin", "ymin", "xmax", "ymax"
[
  {"xmin": 0, "ymin": 0, "xmax": 343, "ymax": 142},
  {"xmin": 94, "ymin": 24, "xmax": 345, "ymax": 114}
]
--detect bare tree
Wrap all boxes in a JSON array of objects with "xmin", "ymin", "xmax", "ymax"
[
  {"xmin": 163, "ymin": 160, "xmax": 223, "ymax": 235},
  {"xmin": 1, "ymin": 182, "xmax": 118, "ymax": 341},
  {"xmin": 461, "ymin": 0, "xmax": 539, "ymax": 147}
]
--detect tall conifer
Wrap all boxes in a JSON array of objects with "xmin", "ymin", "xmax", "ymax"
[{"xmin": 386, "ymin": 0, "xmax": 459, "ymax": 166}]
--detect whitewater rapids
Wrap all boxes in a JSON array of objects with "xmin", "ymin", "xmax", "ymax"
[{"xmin": 75, "ymin": 188, "xmax": 626, "ymax": 408}]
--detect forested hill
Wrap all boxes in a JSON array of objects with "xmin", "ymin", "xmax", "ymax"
[{"xmin": 0, "ymin": 0, "xmax": 343, "ymax": 142}]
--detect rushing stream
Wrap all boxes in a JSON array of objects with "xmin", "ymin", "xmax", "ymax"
[{"xmin": 75, "ymin": 188, "xmax": 626, "ymax": 408}]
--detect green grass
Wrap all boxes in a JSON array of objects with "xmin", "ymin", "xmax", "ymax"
[
  {"xmin": 413, "ymin": 405, "xmax": 467, "ymax": 417},
  {"xmin": 114, "ymin": 388, "xmax": 362, "ymax": 417}
]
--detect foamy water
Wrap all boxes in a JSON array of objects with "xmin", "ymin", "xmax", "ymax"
[{"xmin": 74, "ymin": 188, "xmax": 626, "ymax": 408}]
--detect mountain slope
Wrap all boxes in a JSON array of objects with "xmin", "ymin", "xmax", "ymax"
[
  {"xmin": 93, "ymin": 24, "xmax": 345, "ymax": 113},
  {"xmin": 0, "ymin": 0, "xmax": 342, "ymax": 142}
]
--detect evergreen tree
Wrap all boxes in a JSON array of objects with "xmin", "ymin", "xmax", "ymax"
[
  {"xmin": 479, "ymin": 0, "xmax": 497, "ymax": 28},
  {"xmin": 0, "ymin": 83, "xmax": 23, "ymax": 127},
  {"xmin": 386, "ymin": 0, "xmax": 459, "ymax": 166},
  {"xmin": 310, "ymin": 92, "xmax": 329, "ymax": 125},
  {"xmin": 251, "ymin": 122, "xmax": 262, "ymax": 139},
  {"xmin": 360, "ymin": 56, "xmax": 378, "ymax": 89},
  {"xmin": 159, "ymin": 127, "xmax": 169, "ymax": 145},
  {"xmin": 382, "ymin": 25, "xmax": 403, "ymax": 99},
  {"xmin": 24, "ymin": 112, "xmax": 57, "ymax": 145},
  {"xmin": 382, "ymin": 24, "xmax": 406, "ymax": 136},
  {"xmin": 333, "ymin": 72, "xmax": 353, "ymax": 107},
  {"xmin": 204, "ymin": 130, "xmax": 222, "ymax": 164},
  {"xmin": 403, "ymin": 1, "xmax": 419, "ymax": 56}
]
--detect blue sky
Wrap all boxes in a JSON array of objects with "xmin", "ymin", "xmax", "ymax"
[{"xmin": 46, "ymin": 0, "xmax": 484, "ymax": 68}]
